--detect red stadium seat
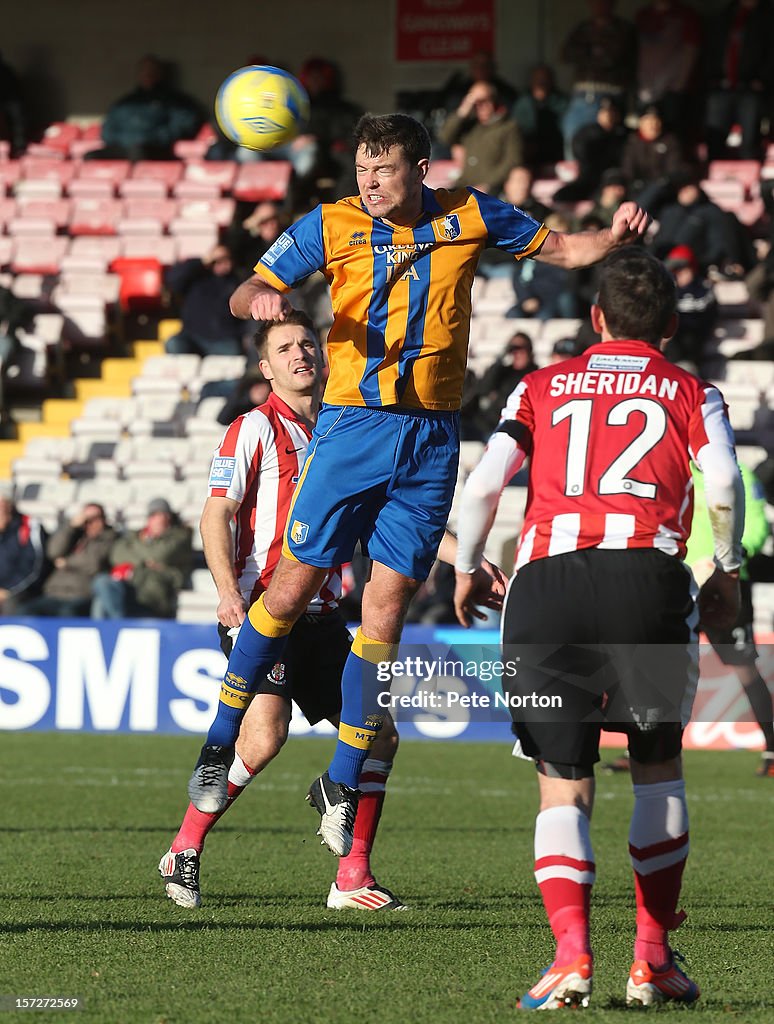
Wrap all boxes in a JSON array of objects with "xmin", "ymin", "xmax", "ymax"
[
  {"xmin": 700, "ymin": 178, "xmax": 745, "ymax": 210},
  {"xmin": 122, "ymin": 198, "xmax": 177, "ymax": 227},
  {"xmin": 172, "ymin": 179, "xmax": 221, "ymax": 200},
  {"xmin": 76, "ymin": 160, "xmax": 131, "ymax": 186},
  {"xmin": 15, "ymin": 198, "xmax": 72, "ymax": 228},
  {"xmin": 708, "ymin": 159, "xmax": 761, "ymax": 193},
  {"xmin": 120, "ymin": 235, "xmax": 177, "ymax": 263},
  {"xmin": 7, "ymin": 216, "xmax": 57, "ymax": 237},
  {"xmin": 0, "ymin": 198, "xmax": 18, "ymax": 227},
  {"xmin": 69, "ymin": 140, "xmax": 105, "ymax": 160},
  {"xmin": 69, "ymin": 198, "xmax": 123, "ymax": 235},
  {"xmin": 173, "ymin": 139, "xmax": 211, "ymax": 160},
  {"xmin": 0, "ymin": 162, "xmax": 22, "ymax": 190},
  {"xmin": 12, "ymin": 237, "xmax": 68, "ymax": 274},
  {"xmin": 40, "ymin": 122, "xmax": 82, "ymax": 153},
  {"xmin": 118, "ymin": 178, "xmax": 168, "ymax": 199},
  {"xmin": 68, "ymin": 178, "xmax": 116, "ymax": 200},
  {"xmin": 182, "ymin": 159, "xmax": 237, "ymax": 191},
  {"xmin": 173, "ymin": 197, "xmax": 235, "ymax": 228},
  {"xmin": 20, "ymin": 157, "xmax": 76, "ymax": 185},
  {"xmin": 109, "ymin": 256, "xmax": 164, "ymax": 312},
  {"xmin": 131, "ymin": 161, "xmax": 184, "ymax": 187},
  {"xmin": 174, "ymin": 231, "xmax": 218, "ymax": 260},
  {"xmin": 232, "ymin": 162, "xmax": 292, "ymax": 201}
]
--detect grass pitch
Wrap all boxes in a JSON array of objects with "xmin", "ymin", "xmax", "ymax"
[{"xmin": 1, "ymin": 734, "xmax": 772, "ymax": 1023}]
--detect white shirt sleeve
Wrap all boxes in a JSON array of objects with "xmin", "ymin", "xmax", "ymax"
[
  {"xmin": 693, "ymin": 440, "xmax": 745, "ymax": 572},
  {"xmin": 455, "ymin": 430, "xmax": 528, "ymax": 574}
]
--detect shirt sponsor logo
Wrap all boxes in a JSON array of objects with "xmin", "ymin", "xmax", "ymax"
[
  {"xmin": 290, "ymin": 520, "xmax": 309, "ymax": 544},
  {"xmin": 209, "ymin": 457, "xmax": 236, "ymax": 487},
  {"xmin": 262, "ymin": 231, "xmax": 294, "ymax": 266},
  {"xmin": 349, "ymin": 231, "xmax": 367, "ymax": 247},
  {"xmin": 588, "ymin": 353, "xmax": 651, "ymax": 372}
]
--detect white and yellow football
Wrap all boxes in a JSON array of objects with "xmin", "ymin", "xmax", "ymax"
[{"xmin": 215, "ymin": 65, "xmax": 310, "ymax": 151}]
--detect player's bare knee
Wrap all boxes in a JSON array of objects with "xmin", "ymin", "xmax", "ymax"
[{"xmin": 263, "ymin": 558, "xmax": 327, "ymax": 620}]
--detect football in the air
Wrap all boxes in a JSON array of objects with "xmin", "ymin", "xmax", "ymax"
[{"xmin": 215, "ymin": 65, "xmax": 310, "ymax": 151}]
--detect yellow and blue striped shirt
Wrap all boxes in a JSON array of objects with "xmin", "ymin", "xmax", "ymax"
[{"xmin": 255, "ymin": 185, "xmax": 548, "ymax": 411}]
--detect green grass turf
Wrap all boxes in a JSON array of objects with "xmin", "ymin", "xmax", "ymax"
[{"xmin": 0, "ymin": 734, "xmax": 772, "ymax": 1023}]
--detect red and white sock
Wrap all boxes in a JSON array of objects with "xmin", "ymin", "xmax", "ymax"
[
  {"xmin": 629, "ymin": 779, "xmax": 689, "ymax": 970},
  {"xmin": 534, "ymin": 806, "xmax": 595, "ymax": 966},
  {"xmin": 336, "ymin": 758, "xmax": 392, "ymax": 892},
  {"xmin": 171, "ymin": 751, "xmax": 256, "ymax": 855}
]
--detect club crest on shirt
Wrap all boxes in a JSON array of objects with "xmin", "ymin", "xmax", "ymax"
[
  {"xmin": 433, "ymin": 213, "xmax": 461, "ymax": 241},
  {"xmin": 290, "ymin": 520, "xmax": 309, "ymax": 544},
  {"xmin": 269, "ymin": 662, "xmax": 286, "ymax": 684}
]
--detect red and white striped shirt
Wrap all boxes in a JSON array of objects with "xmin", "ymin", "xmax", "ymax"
[
  {"xmin": 457, "ymin": 340, "xmax": 738, "ymax": 573},
  {"xmin": 208, "ymin": 392, "xmax": 341, "ymax": 612}
]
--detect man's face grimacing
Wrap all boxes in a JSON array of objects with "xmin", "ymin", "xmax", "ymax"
[
  {"xmin": 260, "ymin": 324, "xmax": 322, "ymax": 397},
  {"xmin": 355, "ymin": 144, "xmax": 428, "ymax": 225}
]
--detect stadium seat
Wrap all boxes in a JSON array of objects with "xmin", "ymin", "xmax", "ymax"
[
  {"xmin": 172, "ymin": 179, "xmax": 222, "ymax": 200},
  {"xmin": 182, "ymin": 159, "xmax": 237, "ymax": 191},
  {"xmin": 7, "ymin": 216, "xmax": 57, "ymax": 237},
  {"xmin": 69, "ymin": 199, "xmax": 122, "ymax": 235},
  {"xmin": 67, "ymin": 178, "xmax": 115, "ymax": 200},
  {"xmin": 173, "ymin": 139, "xmax": 212, "ymax": 161},
  {"xmin": 0, "ymin": 161, "xmax": 21, "ymax": 190},
  {"xmin": 11, "ymin": 238, "xmax": 68, "ymax": 274},
  {"xmin": 20, "ymin": 156, "xmax": 76, "ymax": 183},
  {"xmin": 57, "ymin": 272, "xmax": 121, "ymax": 304},
  {"xmin": 76, "ymin": 160, "xmax": 131, "ymax": 186},
  {"xmin": 109, "ymin": 257, "xmax": 164, "ymax": 313},
  {"xmin": 68, "ymin": 236, "xmax": 122, "ymax": 261},
  {"xmin": 708, "ymin": 159, "xmax": 761, "ymax": 193},
  {"xmin": 700, "ymin": 178, "xmax": 745, "ymax": 210},
  {"xmin": 15, "ymin": 178, "xmax": 64, "ymax": 201},
  {"xmin": 15, "ymin": 198, "xmax": 72, "ymax": 228},
  {"xmin": 116, "ymin": 217, "xmax": 164, "ymax": 238},
  {"xmin": 131, "ymin": 161, "xmax": 184, "ymax": 187},
  {"xmin": 11, "ymin": 273, "xmax": 45, "ymax": 300},
  {"xmin": 120, "ymin": 236, "xmax": 177, "ymax": 263},
  {"xmin": 141, "ymin": 353, "xmax": 201, "ymax": 381},
  {"xmin": 232, "ymin": 161, "xmax": 292, "ymax": 201},
  {"xmin": 174, "ymin": 232, "xmax": 219, "ymax": 260},
  {"xmin": 121, "ymin": 198, "xmax": 177, "ymax": 227},
  {"xmin": 173, "ymin": 197, "xmax": 235, "ymax": 229},
  {"xmin": 40, "ymin": 122, "xmax": 82, "ymax": 153},
  {"xmin": 0, "ymin": 198, "xmax": 17, "ymax": 226},
  {"xmin": 118, "ymin": 178, "xmax": 168, "ymax": 200}
]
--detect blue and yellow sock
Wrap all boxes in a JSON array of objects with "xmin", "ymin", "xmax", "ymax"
[
  {"xmin": 328, "ymin": 629, "xmax": 397, "ymax": 790},
  {"xmin": 205, "ymin": 594, "xmax": 295, "ymax": 747}
]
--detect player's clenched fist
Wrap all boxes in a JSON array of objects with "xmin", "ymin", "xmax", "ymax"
[
  {"xmin": 249, "ymin": 290, "xmax": 293, "ymax": 322},
  {"xmin": 610, "ymin": 201, "xmax": 650, "ymax": 244}
]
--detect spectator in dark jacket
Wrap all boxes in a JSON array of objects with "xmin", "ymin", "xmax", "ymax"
[
  {"xmin": 621, "ymin": 103, "xmax": 683, "ymax": 213},
  {"xmin": 98, "ymin": 55, "xmax": 202, "ymax": 161},
  {"xmin": 12, "ymin": 504, "xmax": 116, "ymax": 617},
  {"xmin": 511, "ymin": 64, "xmax": 568, "ymax": 168},
  {"xmin": 507, "ymin": 213, "xmax": 579, "ymax": 321},
  {"xmin": 652, "ymin": 167, "xmax": 754, "ymax": 275},
  {"xmin": 703, "ymin": 0, "xmax": 774, "ymax": 160},
  {"xmin": 439, "ymin": 81, "xmax": 523, "ymax": 194},
  {"xmin": 662, "ymin": 245, "xmax": 718, "ymax": 370},
  {"xmin": 92, "ymin": 498, "xmax": 192, "ymax": 619},
  {"xmin": 476, "ymin": 332, "xmax": 539, "ymax": 435},
  {"xmin": 165, "ymin": 245, "xmax": 246, "ymax": 357},
  {"xmin": 0, "ymin": 487, "xmax": 46, "ymax": 613},
  {"xmin": 554, "ymin": 95, "xmax": 629, "ymax": 202}
]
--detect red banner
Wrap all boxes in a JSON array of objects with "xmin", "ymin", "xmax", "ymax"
[{"xmin": 396, "ymin": 0, "xmax": 495, "ymax": 62}]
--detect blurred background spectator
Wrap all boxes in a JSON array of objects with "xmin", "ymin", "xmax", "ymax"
[
  {"xmin": 703, "ymin": 0, "xmax": 774, "ymax": 161},
  {"xmin": 511, "ymin": 63, "xmax": 568, "ymax": 169},
  {"xmin": 652, "ymin": 166, "xmax": 755, "ymax": 277},
  {"xmin": 92, "ymin": 498, "xmax": 192, "ymax": 620},
  {"xmin": 164, "ymin": 245, "xmax": 247, "ymax": 357},
  {"xmin": 476, "ymin": 332, "xmax": 538, "ymax": 436},
  {"xmin": 549, "ymin": 337, "xmax": 584, "ymax": 363},
  {"xmin": 0, "ymin": 485, "xmax": 46, "ymax": 615},
  {"xmin": 507, "ymin": 213, "xmax": 579, "ymax": 320},
  {"xmin": 586, "ymin": 168, "xmax": 629, "ymax": 227},
  {"xmin": 226, "ymin": 200, "xmax": 287, "ymax": 278},
  {"xmin": 560, "ymin": 0, "xmax": 637, "ymax": 158},
  {"xmin": 95, "ymin": 54, "xmax": 202, "ymax": 161},
  {"xmin": 621, "ymin": 102, "xmax": 683, "ymax": 213},
  {"xmin": 554, "ymin": 95, "xmax": 629, "ymax": 202},
  {"xmin": 432, "ymin": 50, "xmax": 517, "ymax": 149},
  {"xmin": 12, "ymin": 504, "xmax": 116, "ymax": 617},
  {"xmin": 634, "ymin": 0, "xmax": 701, "ymax": 139},
  {"xmin": 477, "ymin": 166, "xmax": 551, "ymax": 278},
  {"xmin": 662, "ymin": 245, "xmax": 718, "ymax": 371},
  {"xmin": 0, "ymin": 284, "xmax": 34, "ymax": 434},
  {"xmin": 439, "ymin": 81, "xmax": 523, "ymax": 194}
]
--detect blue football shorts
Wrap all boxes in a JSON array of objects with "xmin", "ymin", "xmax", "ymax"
[{"xmin": 283, "ymin": 404, "xmax": 460, "ymax": 581}]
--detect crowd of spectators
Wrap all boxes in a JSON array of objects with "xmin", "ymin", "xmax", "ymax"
[{"xmin": 1, "ymin": 492, "xmax": 193, "ymax": 620}]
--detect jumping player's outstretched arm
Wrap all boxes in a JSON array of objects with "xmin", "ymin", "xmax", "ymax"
[
  {"xmin": 535, "ymin": 201, "xmax": 650, "ymax": 269},
  {"xmin": 230, "ymin": 275, "xmax": 293, "ymax": 321}
]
